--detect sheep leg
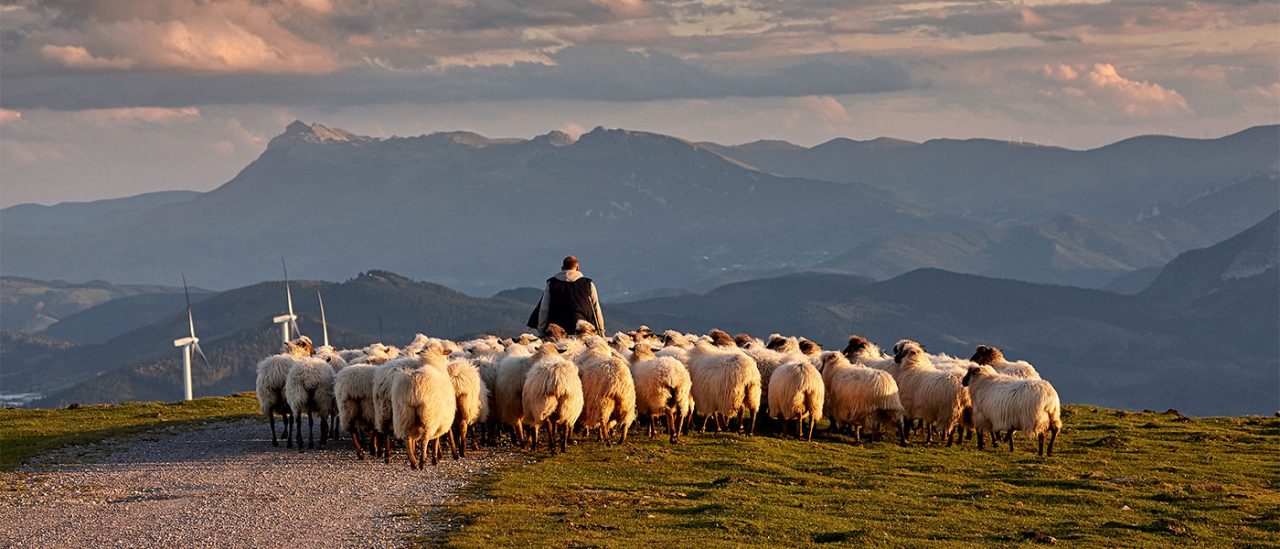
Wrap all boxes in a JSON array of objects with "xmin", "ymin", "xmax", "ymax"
[
  {"xmin": 458, "ymin": 423, "xmax": 469, "ymax": 458},
  {"xmin": 808, "ymin": 416, "xmax": 817, "ymax": 442},
  {"xmin": 269, "ymin": 414, "xmax": 279, "ymax": 447},
  {"xmin": 285, "ymin": 412, "xmax": 294, "ymax": 449},
  {"xmin": 319, "ymin": 414, "xmax": 328, "ymax": 449},
  {"xmin": 295, "ymin": 413, "xmax": 305, "ymax": 452},
  {"xmin": 1047, "ymin": 427, "xmax": 1058, "ymax": 457},
  {"xmin": 307, "ymin": 413, "xmax": 315, "ymax": 449},
  {"xmin": 667, "ymin": 411, "xmax": 678, "ymax": 444},
  {"xmin": 384, "ymin": 432, "xmax": 393, "ymax": 464},
  {"xmin": 1038, "ymin": 433, "xmax": 1045, "ymax": 457},
  {"xmin": 1007, "ymin": 430, "xmax": 1015, "ymax": 453},
  {"xmin": 408, "ymin": 436, "xmax": 420, "ymax": 470},
  {"xmin": 749, "ymin": 409, "xmax": 758, "ymax": 437},
  {"xmin": 529, "ymin": 424, "xmax": 539, "ymax": 453},
  {"xmin": 548, "ymin": 421, "xmax": 557, "ymax": 453},
  {"xmin": 560, "ymin": 422, "xmax": 569, "ymax": 454},
  {"xmin": 700, "ymin": 414, "xmax": 711, "ymax": 433},
  {"xmin": 447, "ymin": 429, "xmax": 459, "ymax": 460},
  {"xmin": 352, "ymin": 430, "xmax": 366, "ymax": 460}
]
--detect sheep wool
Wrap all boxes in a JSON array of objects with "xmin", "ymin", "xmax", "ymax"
[
  {"xmin": 889, "ymin": 343, "xmax": 970, "ymax": 445},
  {"xmin": 629, "ymin": 344, "xmax": 693, "ymax": 443},
  {"xmin": 970, "ymin": 345, "xmax": 1042, "ymax": 379},
  {"xmin": 686, "ymin": 339, "xmax": 761, "ymax": 435},
  {"xmin": 334, "ymin": 364, "xmax": 378, "ymax": 459},
  {"xmin": 391, "ymin": 364, "xmax": 457, "ymax": 469},
  {"xmin": 522, "ymin": 344, "xmax": 585, "ymax": 453},
  {"xmin": 445, "ymin": 357, "xmax": 489, "ymax": 457},
  {"xmin": 817, "ymin": 352, "xmax": 907, "ymax": 444},
  {"xmin": 963, "ymin": 364, "xmax": 1061, "ymax": 456},
  {"xmin": 574, "ymin": 340, "xmax": 637, "ymax": 446},
  {"xmin": 285, "ymin": 356, "xmax": 337, "ymax": 451},
  {"xmin": 767, "ymin": 360, "xmax": 825, "ymax": 441}
]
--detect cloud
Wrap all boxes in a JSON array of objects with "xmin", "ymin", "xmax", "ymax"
[
  {"xmin": 791, "ymin": 95, "xmax": 849, "ymax": 126},
  {"xmin": 74, "ymin": 107, "xmax": 203, "ymax": 126},
  {"xmin": 0, "ymin": 108, "xmax": 21, "ymax": 124},
  {"xmin": 0, "ymin": 46, "xmax": 915, "ymax": 109},
  {"xmin": 39, "ymin": 45, "xmax": 136, "ymax": 69},
  {"xmin": 1038, "ymin": 63, "xmax": 1190, "ymax": 118}
]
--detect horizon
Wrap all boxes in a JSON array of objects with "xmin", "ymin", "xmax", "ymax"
[{"xmin": 2, "ymin": 120, "xmax": 1272, "ymax": 208}]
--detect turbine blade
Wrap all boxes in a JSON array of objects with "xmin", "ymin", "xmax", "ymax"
[
  {"xmin": 290, "ymin": 318, "xmax": 301, "ymax": 341},
  {"xmin": 193, "ymin": 342, "xmax": 210, "ymax": 366},
  {"xmin": 317, "ymin": 291, "xmax": 329, "ymax": 348},
  {"xmin": 286, "ymin": 282, "xmax": 295, "ymax": 316},
  {"xmin": 182, "ymin": 274, "xmax": 192, "ymax": 311},
  {"xmin": 188, "ymin": 308, "xmax": 197, "ymax": 340}
]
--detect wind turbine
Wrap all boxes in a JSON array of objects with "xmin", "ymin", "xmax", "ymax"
[
  {"xmin": 317, "ymin": 290, "xmax": 330, "ymax": 349},
  {"xmin": 172, "ymin": 275, "xmax": 209, "ymax": 401},
  {"xmin": 272, "ymin": 259, "xmax": 301, "ymax": 343}
]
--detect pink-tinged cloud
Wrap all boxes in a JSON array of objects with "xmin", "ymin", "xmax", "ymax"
[
  {"xmin": 1040, "ymin": 63, "xmax": 1190, "ymax": 118},
  {"xmin": 40, "ymin": 45, "xmax": 136, "ymax": 69},
  {"xmin": 0, "ymin": 108, "xmax": 21, "ymax": 124},
  {"xmin": 75, "ymin": 107, "xmax": 203, "ymax": 126},
  {"xmin": 791, "ymin": 96, "xmax": 850, "ymax": 126}
]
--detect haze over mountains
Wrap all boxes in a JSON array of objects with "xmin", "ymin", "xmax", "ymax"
[
  {"xmin": 1, "ymin": 122, "xmax": 1275, "ymax": 415},
  {"xmin": 2, "ymin": 122, "xmax": 1275, "ymax": 295},
  {"xmin": 7, "ymin": 213, "xmax": 1275, "ymax": 415}
]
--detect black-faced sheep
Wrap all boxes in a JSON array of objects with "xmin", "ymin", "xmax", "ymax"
[
  {"xmin": 889, "ymin": 342, "xmax": 970, "ymax": 446},
  {"xmin": 970, "ymin": 345, "xmax": 1041, "ymax": 379},
  {"xmin": 962, "ymin": 364, "xmax": 1061, "ymax": 456}
]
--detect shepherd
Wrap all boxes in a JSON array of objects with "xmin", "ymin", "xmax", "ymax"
[{"xmin": 527, "ymin": 255, "xmax": 605, "ymax": 336}]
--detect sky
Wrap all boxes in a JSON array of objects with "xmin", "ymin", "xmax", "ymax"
[{"xmin": 0, "ymin": 0, "xmax": 1277, "ymax": 207}]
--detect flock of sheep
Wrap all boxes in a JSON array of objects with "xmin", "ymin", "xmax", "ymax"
[{"xmin": 255, "ymin": 320, "xmax": 1062, "ymax": 469}]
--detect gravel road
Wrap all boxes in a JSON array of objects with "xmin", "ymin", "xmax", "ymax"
[{"xmin": 0, "ymin": 419, "xmax": 513, "ymax": 548}]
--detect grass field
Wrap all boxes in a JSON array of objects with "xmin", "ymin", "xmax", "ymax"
[
  {"xmin": 0, "ymin": 393, "xmax": 258, "ymax": 470},
  {"xmin": 440, "ymin": 406, "xmax": 1280, "ymax": 547}
]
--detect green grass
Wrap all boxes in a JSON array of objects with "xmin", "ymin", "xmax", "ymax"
[
  {"xmin": 440, "ymin": 407, "xmax": 1280, "ymax": 547},
  {"xmin": 0, "ymin": 393, "xmax": 258, "ymax": 471}
]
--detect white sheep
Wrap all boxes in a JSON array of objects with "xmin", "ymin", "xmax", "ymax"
[
  {"xmin": 816, "ymin": 352, "xmax": 907, "ymax": 444},
  {"xmin": 372, "ymin": 350, "xmax": 445, "ymax": 463},
  {"xmin": 445, "ymin": 356, "xmax": 489, "ymax": 457},
  {"xmin": 334, "ymin": 363, "xmax": 378, "ymax": 459},
  {"xmin": 574, "ymin": 339, "xmax": 637, "ymax": 446},
  {"xmin": 962, "ymin": 364, "xmax": 1061, "ymax": 456},
  {"xmin": 522, "ymin": 343, "xmax": 585, "ymax": 453},
  {"xmin": 767, "ymin": 360, "xmax": 825, "ymax": 441},
  {"xmin": 970, "ymin": 345, "xmax": 1042, "ymax": 379},
  {"xmin": 495, "ymin": 343, "xmax": 539, "ymax": 446},
  {"xmin": 889, "ymin": 342, "xmax": 970, "ymax": 446},
  {"xmin": 391, "ymin": 362, "xmax": 457, "ymax": 469},
  {"xmin": 628, "ymin": 343, "xmax": 693, "ymax": 443},
  {"xmin": 285, "ymin": 355, "xmax": 337, "ymax": 451},
  {"xmin": 743, "ymin": 333, "xmax": 804, "ymax": 416},
  {"xmin": 255, "ymin": 337, "xmax": 312, "ymax": 447},
  {"xmin": 686, "ymin": 336, "xmax": 761, "ymax": 435}
]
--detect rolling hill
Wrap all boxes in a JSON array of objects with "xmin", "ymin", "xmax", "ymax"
[{"xmin": 0, "ymin": 277, "xmax": 196, "ymax": 333}]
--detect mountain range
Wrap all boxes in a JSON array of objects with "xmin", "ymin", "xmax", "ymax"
[
  {"xmin": 2, "ymin": 122, "xmax": 1275, "ymax": 295},
  {"xmin": 14, "ymin": 212, "xmax": 1277, "ymax": 416}
]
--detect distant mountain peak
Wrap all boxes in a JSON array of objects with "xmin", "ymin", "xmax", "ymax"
[{"xmin": 270, "ymin": 120, "xmax": 370, "ymax": 148}]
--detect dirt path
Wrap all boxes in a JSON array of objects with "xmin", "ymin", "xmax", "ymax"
[{"xmin": 0, "ymin": 419, "xmax": 512, "ymax": 548}]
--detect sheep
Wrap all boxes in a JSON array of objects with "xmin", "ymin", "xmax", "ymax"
[
  {"xmin": 391, "ymin": 362, "xmax": 457, "ymax": 469},
  {"xmin": 734, "ymin": 333, "xmax": 762, "ymax": 349},
  {"xmin": 334, "ymin": 364, "xmax": 378, "ymax": 459},
  {"xmin": 743, "ymin": 334, "xmax": 804, "ymax": 415},
  {"xmin": 655, "ymin": 330, "xmax": 695, "ymax": 363},
  {"xmin": 575, "ymin": 319, "xmax": 599, "ymax": 337},
  {"xmin": 962, "ymin": 364, "xmax": 1061, "ymax": 456},
  {"xmin": 445, "ymin": 356, "xmax": 489, "ymax": 457},
  {"xmin": 767, "ymin": 360, "xmax": 825, "ymax": 441},
  {"xmin": 285, "ymin": 355, "xmax": 337, "ymax": 451},
  {"xmin": 522, "ymin": 344, "xmax": 585, "ymax": 453},
  {"xmin": 574, "ymin": 339, "xmax": 637, "ymax": 446},
  {"xmin": 314, "ymin": 347, "xmax": 349, "ymax": 436},
  {"xmin": 470, "ymin": 353, "xmax": 502, "ymax": 446},
  {"xmin": 842, "ymin": 335, "xmax": 895, "ymax": 371},
  {"xmin": 337, "ymin": 349, "xmax": 367, "ymax": 363},
  {"xmin": 888, "ymin": 342, "xmax": 970, "ymax": 446},
  {"xmin": 970, "ymin": 345, "xmax": 1042, "ymax": 379},
  {"xmin": 685, "ymin": 338, "xmax": 761, "ymax": 435},
  {"xmin": 358, "ymin": 343, "xmax": 400, "ymax": 365},
  {"xmin": 494, "ymin": 343, "xmax": 539, "ymax": 445},
  {"xmin": 628, "ymin": 343, "xmax": 693, "ymax": 443},
  {"xmin": 373, "ymin": 352, "xmax": 434, "ymax": 462},
  {"xmin": 255, "ymin": 337, "xmax": 312, "ymax": 447},
  {"xmin": 816, "ymin": 352, "xmax": 907, "ymax": 444}
]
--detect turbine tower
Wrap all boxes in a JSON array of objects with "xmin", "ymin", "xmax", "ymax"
[
  {"xmin": 172, "ymin": 275, "xmax": 209, "ymax": 401},
  {"xmin": 272, "ymin": 259, "xmax": 301, "ymax": 343},
  {"xmin": 317, "ymin": 290, "xmax": 330, "ymax": 349}
]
